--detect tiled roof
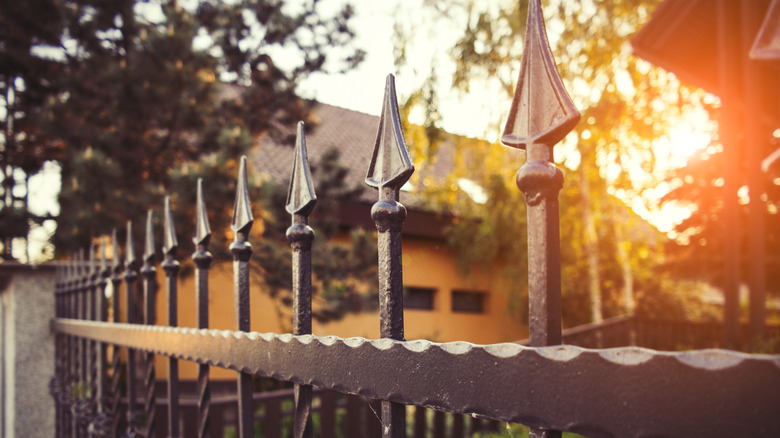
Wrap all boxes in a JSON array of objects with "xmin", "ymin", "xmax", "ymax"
[
  {"xmin": 252, "ymin": 102, "xmax": 379, "ymax": 194},
  {"xmin": 250, "ymin": 102, "xmax": 458, "ymax": 206}
]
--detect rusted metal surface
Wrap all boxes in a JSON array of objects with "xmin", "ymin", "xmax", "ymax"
[
  {"xmin": 502, "ymin": 1, "xmax": 580, "ymax": 436},
  {"xmin": 162, "ymin": 196, "xmax": 182, "ymax": 438},
  {"xmin": 230, "ymin": 155, "xmax": 254, "ymax": 438},
  {"xmin": 366, "ymin": 74, "xmax": 414, "ymax": 438},
  {"xmin": 192, "ymin": 178, "xmax": 213, "ymax": 438},
  {"xmin": 286, "ymin": 121, "xmax": 316, "ymax": 438},
  {"xmin": 502, "ymin": 0, "xmax": 578, "ymax": 347},
  {"xmin": 53, "ymin": 320, "xmax": 780, "ymax": 438}
]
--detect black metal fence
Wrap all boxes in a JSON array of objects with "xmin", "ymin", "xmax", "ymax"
[
  {"xmin": 544, "ymin": 315, "xmax": 780, "ymax": 352},
  {"xmin": 50, "ymin": 1, "xmax": 780, "ymax": 437}
]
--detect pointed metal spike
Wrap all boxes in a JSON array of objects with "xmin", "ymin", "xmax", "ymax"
[
  {"xmin": 163, "ymin": 196, "xmax": 178, "ymax": 255},
  {"xmin": 286, "ymin": 121, "xmax": 318, "ymax": 216},
  {"xmin": 77, "ymin": 248, "xmax": 84, "ymax": 277},
  {"xmin": 501, "ymin": 0, "xmax": 580, "ymax": 150},
  {"xmin": 194, "ymin": 178, "xmax": 212, "ymax": 246},
  {"xmin": 100, "ymin": 236, "xmax": 107, "ymax": 274},
  {"xmin": 112, "ymin": 228, "xmax": 121, "ymax": 271},
  {"xmin": 143, "ymin": 210, "xmax": 155, "ymax": 263},
  {"xmin": 89, "ymin": 241, "xmax": 96, "ymax": 276},
  {"xmin": 126, "ymin": 221, "xmax": 136, "ymax": 267},
  {"xmin": 67, "ymin": 255, "xmax": 74, "ymax": 281},
  {"xmin": 231, "ymin": 156, "xmax": 254, "ymax": 235},
  {"xmin": 365, "ymin": 74, "xmax": 415, "ymax": 190}
]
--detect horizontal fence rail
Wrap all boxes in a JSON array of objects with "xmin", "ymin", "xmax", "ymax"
[{"xmin": 53, "ymin": 319, "xmax": 780, "ymax": 438}]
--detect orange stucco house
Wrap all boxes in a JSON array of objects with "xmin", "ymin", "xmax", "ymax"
[{"xmin": 142, "ymin": 102, "xmax": 527, "ymax": 380}]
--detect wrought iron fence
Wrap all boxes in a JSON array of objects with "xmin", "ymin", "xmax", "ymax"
[
  {"xmin": 543, "ymin": 315, "xmax": 780, "ymax": 351},
  {"xmin": 50, "ymin": 1, "xmax": 780, "ymax": 437}
]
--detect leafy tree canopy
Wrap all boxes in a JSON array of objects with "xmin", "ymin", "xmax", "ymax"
[{"xmin": 393, "ymin": 0, "xmax": 717, "ymax": 324}]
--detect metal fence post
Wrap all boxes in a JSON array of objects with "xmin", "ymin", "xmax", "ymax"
[
  {"xmin": 109, "ymin": 229, "xmax": 124, "ymax": 437},
  {"xmin": 141, "ymin": 210, "xmax": 158, "ymax": 437},
  {"xmin": 124, "ymin": 221, "xmax": 140, "ymax": 437},
  {"xmin": 501, "ymin": 0, "xmax": 580, "ymax": 436},
  {"xmin": 192, "ymin": 178, "xmax": 213, "ymax": 438},
  {"xmin": 76, "ymin": 249, "xmax": 89, "ymax": 436},
  {"xmin": 366, "ymin": 74, "xmax": 415, "ymax": 438},
  {"xmin": 88, "ymin": 239, "xmax": 110, "ymax": 437},
  {"xmin": 231, "ymin": 156, "xmax": 254, "ymax": 438},
  {"xmin": 286, "ymin": 121, "xmax": 317, "ymax": 438},
  {"xmin": 162, "ymin": 196, "xmax": 181, "ymax": 438}
]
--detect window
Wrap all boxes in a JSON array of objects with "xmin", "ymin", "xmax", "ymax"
[
  {"xmin": 451, "ymin": 290, "xmax": 486, "ymax": 313},
  {"xmin": 403, "ymin": 287, "xmax": 435, "ymax": 310}
]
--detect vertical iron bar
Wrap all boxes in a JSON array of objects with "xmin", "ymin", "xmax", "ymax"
[
  {"xmin": 109, "ymin": 229, "xmax": 124, "ymax": 437},
  {"xmin": 717, "ymin": 0, "xmax": 741, "ymax": 349},
  {"xmin": 86, "ymin": 245, "xmax": 98, "ymax": 435},
  {"xmin": 65, "ymin": 257, "xmax": 74, "ymax": 438},
  {"xmin": 500, "ymin": 0, "xmax": 580, "ymax": 436},
  {"xmin": 366, "ymin": 74, "xmax": 414, "ymax": 438},
  {"xmin": 742, "ymin": 0, "xmax": 767, "ymax": 345},
  {"xmin": 230, "ymin": 156, "xmax": 254, "ymax": 438},
  {"xmin": 162, "ymin": 197, "xmax": 181, "ymax": 438},
  {"xmin": 141, "ymin": 210, "xmax": 158, "ymax": 437},
  {"xmin": 286, "ymin": 121, "xmax": 316, "ymax": 438},
  {"xmin": 89, "ymin": 239, "xmax": 111, "ymax": 437},
  {"xmin": 193, "ymin": 178, "xmax": 212, "ymax": 438},
  {"xmin": 53, "ymin": 265, "xmax": 61, "ymax": 438},
  {"xmin": 124, "ymin": 221, "xmax": 140, "ymax": 437},
  {"xmin": 78, "ymin": 249, "xmax": 88, "ymax": 437}
]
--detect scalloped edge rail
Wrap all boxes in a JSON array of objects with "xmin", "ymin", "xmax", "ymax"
[{"xmin": 53, "ymin": 319, "xmax": 780, "ymax": 438}]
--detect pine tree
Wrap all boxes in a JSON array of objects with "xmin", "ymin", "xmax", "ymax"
[{"xmin": 1, "ymin": 0, "xmax": 365, "ymax": 257}]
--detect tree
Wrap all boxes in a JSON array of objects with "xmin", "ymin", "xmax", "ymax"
[
  {"xmin": 662, "ymin": 136, "xmax": 780, "ymax": 297},
  {"xmin": 392, "ymin": 0, "xmax": 708, "ymax": 324},
  {"xmin": 1, "ymin": 0, "xmax": 365, "ymax": 259}
]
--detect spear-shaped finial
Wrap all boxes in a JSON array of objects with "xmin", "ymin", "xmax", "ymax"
[
  {"xmin": 366, "ymin": 74, "xmax": 413, "ymax": 436},
  {"xmin": 163, "ymin": 196, "xmax": 178, "ymax": 256},
  {"xmin": 77, "ymin": 248, "xmax": 84, "ymax": 279},
  {"xmin": 126, "ymin": 221, "xmax": 136, "ymax": 269},
  {"xmin": 143, "ymin": 210, "xmax": 156, "ymax": 265},
  {"xmin": 100, "ymin": 236, "xmax": 108, "ymax": 275},
  {"xmin": 88, "ymin": 241, "xmax": 96, "ymax": 277},
  {"xmin": 366, "ymin": 74, "xmax": 415, "ymax": 191},
  {"xmin": 194, "ymin": 178, "xmax": 212, "ymax": 246},
  {"xmin": 232, "ymin": 156, "xmax": 254, "ymax": 236},
  {"xmin": 112, "ymin": 229, "xmax": 121, "ymax": 273},
  {"xmin": 286, "ymin": 121, "xmax": 317, "ymax": 437},
  {"xmin": 501, "ymin": 0, "xmax": 580, "ymax": 151},
  {"xmin": 286, "ymin": 121, "xmax": 317, "ymax": 217},
  {"xmin": 230, "ymin": 155, "xmax": 255, "ymax": 438},
  {"xmin": 67, "ymin": 255, "xmax": 74, "ymax": 283}
]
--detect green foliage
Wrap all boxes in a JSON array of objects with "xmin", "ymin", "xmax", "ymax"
[{"xmin": 394, "ymin": 0, "xmax": 704, "ymax": 324}]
